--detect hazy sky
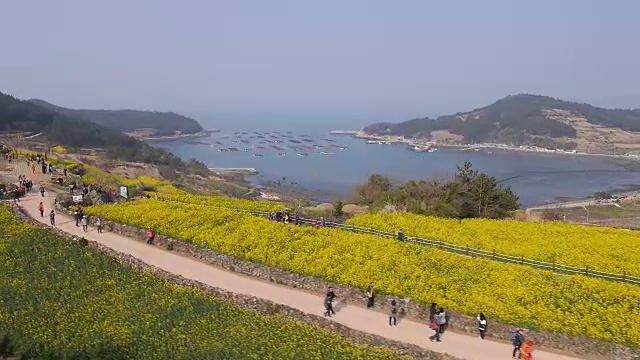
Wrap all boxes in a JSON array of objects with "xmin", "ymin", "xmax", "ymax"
[{"xmin": 1, "ymin": 0, "xmax": 639, "ymax": 123}]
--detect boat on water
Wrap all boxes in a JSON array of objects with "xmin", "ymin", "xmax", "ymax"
[
  {"xmin": 297, "ymin": 153, "xmax": 309, "ymax": 157},
  {"xmin": 253, "ymin": 153, "xmax": 264, "ymax": 157},
  {"xmin": 320, "ymin": 151, "xmax": 334, "ymax": 155},
  {"xmin": 412, "ymin": 143, "xmax": 434, "ymax": 152},
  {"xmin": 367, "ymin": 140, "xmax": 392, "ymax": 145}
]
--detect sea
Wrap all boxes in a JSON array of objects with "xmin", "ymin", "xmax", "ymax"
[{"xmin": 151, "ymin": 115, "xmax": 640, "ymax": 207}]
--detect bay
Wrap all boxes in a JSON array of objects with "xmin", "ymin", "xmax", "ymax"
[{"xmin": 152, "ymin": 116, "xmax": 640, "ymax": 207}]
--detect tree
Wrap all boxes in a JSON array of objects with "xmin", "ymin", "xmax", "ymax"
[
  {"xmin": 353, "ymin": 162, "xmax": 520, "ymax": 219},
  {"xmin": 356, "ymin": 174, "xmax": 393, "ymax": 206}
]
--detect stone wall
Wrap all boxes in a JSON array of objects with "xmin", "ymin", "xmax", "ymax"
[
  {"xmin": 58, "ymin": 207, "xmax": 640, "ymax": 360},
  {"xmin": 11, "ymin": 205, "xmax": 454, "ymax": 360}
]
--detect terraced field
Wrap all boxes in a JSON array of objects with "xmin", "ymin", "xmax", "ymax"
[
  {"xmin": 86, "ymin": 199, "xmax": 640, "ymax": 347},
  {"xmin": 346, "ymin": 213, "xmax": 640, "ymax": 276},
  {"xmin": 0, "ymin": 205, "xmax": 407, "ymax": 360}
]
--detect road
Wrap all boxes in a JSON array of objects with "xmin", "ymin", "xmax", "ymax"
[{"xmin": 0, "ymin": 162, "xmax": 586, "ymax": 360}]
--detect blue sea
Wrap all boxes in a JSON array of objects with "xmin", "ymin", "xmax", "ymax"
[{"xmin": 152, "ymin": 115, "xmax": 640, "ymax": 207}]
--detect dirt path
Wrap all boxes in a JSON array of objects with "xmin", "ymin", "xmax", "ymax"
[{"xmin": 6, "ymin": 187, "xmax": 586, "ymax": 360}]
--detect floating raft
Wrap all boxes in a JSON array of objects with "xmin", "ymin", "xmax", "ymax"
[{"xmin": 185, "ymin": 141, "xmax": 210, "ymax": 145}]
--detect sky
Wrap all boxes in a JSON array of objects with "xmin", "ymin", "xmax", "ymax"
[{"xmin": 1, "ymin": 0, "xmax": 639, "ymax": 125}]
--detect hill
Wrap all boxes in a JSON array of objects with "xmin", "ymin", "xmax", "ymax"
[
  {"xmin": 364, "ymin": 94, "xmax": 640, "ymax": 152},
  {"xmin": 29, "ymin": 99, "xmax": 204, "ymax": 138},
  {"xmin": 0, "ymin": 92, "xmax": 192, "ymax": 168}
]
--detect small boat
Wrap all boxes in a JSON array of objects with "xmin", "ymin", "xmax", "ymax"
[
  {"xmin": 320, "ymin": 151, "xmax": 334, "ymax": 155},
  {"xmin": 297, "ymin": 153, "xmax": 309, "ymax": 157},
  {"xmin": 253, "ymin": 153, "xmax": 264, "ymax": 157}
]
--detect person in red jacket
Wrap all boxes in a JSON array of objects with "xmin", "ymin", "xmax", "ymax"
[
  {"xmin": 521, "ymin": 340, "xmax": 535, "ymax": 360},
  {"xmin": 147, "ymin": 227, "xmax": 155, "ymax": 244},
  {"xmin": 38, "ymin": 202, "xmax": 44, "ymax": 217}
]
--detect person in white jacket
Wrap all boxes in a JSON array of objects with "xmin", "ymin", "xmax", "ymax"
[
  {"xmin": 477, "ymin": 313, "xmax": 487, "ymax": 339},
  {"xmin": 429, "ymin": 308, "xmax": 447, "ymax": 342}
]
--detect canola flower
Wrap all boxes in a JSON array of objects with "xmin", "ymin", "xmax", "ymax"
[
  {"xmin": 0, "ymin": 205, "xmax": 407, "ymax": 360},
  {"xmin": 346, "ymin": 213, "xmax": 640, "ymax": 277},
  {"xmin": 86, "ymin": 199, "xmax": 640, "ymax": 347},
  {"xmin": 152, "ymin": 192, "xmax": 286, "ymax": 212}
]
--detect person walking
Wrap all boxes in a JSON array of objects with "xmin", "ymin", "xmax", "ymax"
[
  {"xmin": 389, "ymin": 300, "xmax": 398, "ymax": 327},
  {"xmin": 521, "ymin": 340, "xmax": 535, "ymax": 360},
  {"xmin": 477, "ymin": 313, "xmax": 488, "ymax": 339},
  {"xmin": 49, "ymin": 210, "xmax": 55, "ymax": 226},
  {"xmin": 39, "ymin": 185, "xmax": 45, "ymax": 197},
  {"xmin": 38, "ymin": 202, "xmax": 45, "ymax": 217},
  {"xmin": 147, "ymin": 227, "xmax": 155, "ymax": 244},
  {"xmin": 324, "ymin": 286, "xmax": 336, "ymax": 317},
  {"xmin": 75, "ymin": 208, "xmax": 84, "ymax": 227},
  {"xmin": 397, "ymin": 229, "xmax": 405, "ymax": 241},
  {"xmin": 428, "ymin": 302, "xmax": 437, "ymax": 329},
  {"xmin": 429, "ymin": 308, "xmax": 447, "ymax": 342},
  {"xmin": 95, "ymin": 217, "xmax": 103, "ymax": 233},
  {"xmin": 511, "ymin": 328, "xmax": 525, "ymax": 359},
  {"xmin": 81, "ymin": 215, "xmax": 88, "ymax": 232},
  {"xmin": 366, "ymin": 282, "xmax": 375, "ymax": 308}
]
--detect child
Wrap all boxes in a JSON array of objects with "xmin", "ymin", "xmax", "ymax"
[
  {"xmin": 521, "ymin": 340, "xmax": 535, "ymax": 360},
  {"xmin": 389, "ymin": 300, "xmax": 398, "ymax": 327}
]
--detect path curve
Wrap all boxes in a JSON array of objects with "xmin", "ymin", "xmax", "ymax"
[{"xmin": 11, "ymin": 189, "xmax": 586, "ymax": 360}]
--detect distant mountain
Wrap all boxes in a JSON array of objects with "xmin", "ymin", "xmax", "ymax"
[
  {"xmin": 364, "ymin": 94, "xmax": 640, "ymax": 152},
  {"xmin": 0, "ymin": 92, "xmax": 188, "ymax": 168},
  {"xmin": 29, "ymin": 99, "xmax": 204, "ymax": 137}
]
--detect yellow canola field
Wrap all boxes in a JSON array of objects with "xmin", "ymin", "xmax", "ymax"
[
  {"xmin": 87, "ymin": 199, "xmax": 640, "ymax": 347},
  {"xmin": 151, "ymin": 192, "xmax": 286, "ymax": 212},
  {"xmin": 346, "ymin": 213, "xmax": 640, "ymax": 277}
]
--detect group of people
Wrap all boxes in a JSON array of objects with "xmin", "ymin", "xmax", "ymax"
[
  {"xmin": 73, "ymin": 207, "xmax": 104, "ymax": 233},
  {"xmin": 323, "ymin": 285, "xmax": 534, "ymax": 358},
  {"xmin": 267, "ymin": 208, "xmax": 328, "ymax": 230},
  {"xmin": 511, "ymin": 328, "xmax": 535, "ymax": 360}
]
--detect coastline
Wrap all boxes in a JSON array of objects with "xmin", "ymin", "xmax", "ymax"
[
  {"xmin": 141, "ymin": 129, "xmax": 220, "ymax": 142},
  {"xmin": 338, "ymin": 130, "xmax": 640, "ymax": 162}
]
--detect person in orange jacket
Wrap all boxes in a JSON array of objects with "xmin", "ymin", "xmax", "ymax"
[{"xmin": 521, "ymin": 340, "xmax": 534, "ymax": 360}]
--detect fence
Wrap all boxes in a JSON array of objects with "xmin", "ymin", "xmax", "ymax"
[{"xmin": 152, "ymin": 197, "xmax": 640, "ymax": 286}]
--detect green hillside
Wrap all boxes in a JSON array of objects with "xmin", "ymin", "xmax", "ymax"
[
  {"xmin": 0, "ymin": 92, "xmax": 187, "ymax": 167},
  {"xmin": 364, "ymin": 94, "xmax": 640, "ymax": 146},
  {"xmin": 30, "ymin": 99, "xmax": 204, "ymax": 137}
]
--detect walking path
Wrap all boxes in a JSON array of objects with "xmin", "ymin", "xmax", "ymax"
[{"xmin": 1, "ymin": 164, "xmax": 585, "ymax": 360}]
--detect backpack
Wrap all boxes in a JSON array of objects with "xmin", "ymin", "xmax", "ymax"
[{"xmin": 510, "ymin": 332, "xmax": 522, "ymax": 345}]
